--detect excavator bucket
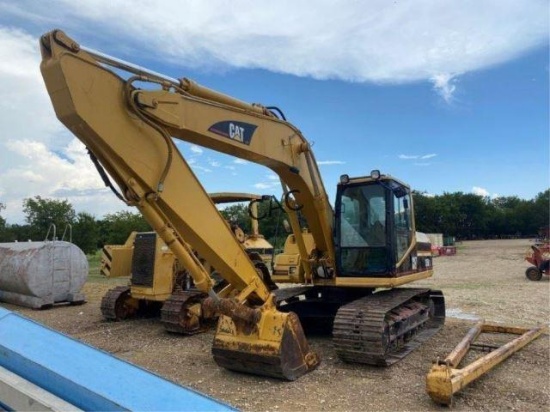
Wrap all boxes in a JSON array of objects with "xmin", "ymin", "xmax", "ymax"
[{"xmin": 209, "ymin": 301, "xmax": 319, "ymax": 380}]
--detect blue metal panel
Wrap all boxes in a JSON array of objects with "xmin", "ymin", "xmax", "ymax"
[{"xmin": 0, "ymin": 307, "xmax": 235, "ymax": 411}]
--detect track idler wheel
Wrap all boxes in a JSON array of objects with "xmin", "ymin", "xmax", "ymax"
[
  {"xmin": 101, "ymin": 286, "xmax": 140, "ymax": 321},
  {"xmin": 525, "ymin": 266, "xmax": 543, "ymax": 281},
  {"xmin": 206, "ymin": 295, "xmax": 319, "ymax": 381},
  {"xmin": 115, "ymin": 291, "xmax": 139, "ymax": 320}
]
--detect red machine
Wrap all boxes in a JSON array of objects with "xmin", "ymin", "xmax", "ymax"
[{"xmin": 525, "ymin": 244, "xmax": 550, "ymax": 281}]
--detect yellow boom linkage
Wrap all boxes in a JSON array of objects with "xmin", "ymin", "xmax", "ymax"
[{"xmin": 39, "ymin": 30, "xmax": 319, "ymax": 380}]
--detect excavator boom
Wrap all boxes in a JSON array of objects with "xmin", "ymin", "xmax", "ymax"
[{"xmin": 40, "ymin": 29, "xmax": 319, "ymax": 380}]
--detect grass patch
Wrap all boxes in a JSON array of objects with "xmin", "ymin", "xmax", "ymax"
[
  {"xmin": 87, "ymin": 249, "xmax": 102, "ymax": 277},
  {"xmin": 86, "ymin": 249, "xmax": 128, "ymax": 285}
]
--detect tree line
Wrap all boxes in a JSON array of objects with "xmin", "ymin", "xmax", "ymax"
[
  {"xmin": 218, "ymin": 190, "xmax": 549, "ymax": 244},
  {"xmin": 0, "ymin": 197, "xmax": 151, "ymax": 254},
  {"xmin": 413, "ymin": 190, "xmax": 548, "ymax": 240},
  {"xmin": 0, "ymin": 195, "xmax": 290, "ymax": 254},
  {"xmin": 0, "ymin": 190, "xmax": 547, "ymax": 254}
]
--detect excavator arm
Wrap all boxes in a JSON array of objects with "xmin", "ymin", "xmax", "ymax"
[
  {"xmin": 132, "ymin": 85, "xmax": 335, "ymax": 263},
  {"xmin": 39, "ymin": 30, "xmax": 319, "ymax": 380},
  {"xmin": 41, "ymin": 30, "xmax": 335, "ymax": 278}
]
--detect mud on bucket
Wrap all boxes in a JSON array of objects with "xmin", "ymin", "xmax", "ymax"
[{"xmin": 211, "ymin": 309, "xmax": 319, "ymax": 381}]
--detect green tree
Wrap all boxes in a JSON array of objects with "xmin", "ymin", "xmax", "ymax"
[
  {"xmin": 0, "ymin": 202, "xmax": 5, "ymax": 229},
  {"xmin": 219, "ymin": 204, "xmax": 251, "ymax": 233},
  {"xmin": 99, "ymin": 210, "xmax": 151, "ymax": 245},
  {"xmin": 413, "ymin": 192, "xmax": 439, "ymax": 233},
  {"xmin": 218, "ymin": 198, "xmax": 289, "ymax": 249},
  {"xmin": 255, "ymin": 198, "xmax": 288, "ymax": 249},
  {"xmin": 23, "ymin": 196, "xmax": 75, "ymax": 240},
  {"xmin": 0, "ymin": 224, "xmax": 26, "ymax": 242},
  {"xmin": 72, "ymin": 212, "xmax": 100, "ymax": 254},
  {"xmin": 531, "ymin": 190, "xmax": 550, "ymax": 235},
  {"xmin": 415, "ymin": 191, "xmax": 492, "ymax": 239},
  {"xmin": 0, "ymin": 202, "xmax": 8, "ymax": 241},
  {"xmin": 414, "ymin": 189, "xmax": 550, "ymax": 239},
  {"xmin": 430, "ymin": 192, "xmax": 461, "ymax": 236},
  {"xmin": 492, "ymin": 196, "xmax": 523, "ymax": 235},
  {"xmin": 455, "ymin": 193, "xmax": 490, "ymax": 239}
]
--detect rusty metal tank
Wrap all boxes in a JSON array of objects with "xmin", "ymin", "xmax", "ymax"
[{"xmin": 0, "ymin": 241, "xmax": 87, "ymax": 309}]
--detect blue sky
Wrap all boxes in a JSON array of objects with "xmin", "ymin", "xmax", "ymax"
[{"xmin": 0, "ymin": 1, "xmax": 548, "ymax": 224}]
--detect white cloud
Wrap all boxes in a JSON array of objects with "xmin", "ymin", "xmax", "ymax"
[
  {"xmin": 399, "ymin": 153, "xmax": 437, "ymax": 161},
  {"xmin": 472, "ymin": 186, "xmax": 499, "ymax": 198},
  {"xmin": 233, "ymin": 159, "xmax": 249, "ymax": 165},
  {"xmin": 0, "ymin": 27, "xmax": 129, "ymax": 223},
  {"xmin": 190, "ymin": 164, "xmax": 212, "ymax": 173},
  {"xmin": 431, "ymin": 74, "xmax": 457, "ymax": 103},
  {"xmin": 252, "ymin": 183, "xmax": 270, "ymax": 190},
  {"xmin": 472, "ymin": 186, "xmax": 489, "ymax": 196},
  {"xmin": 253, "ymin": 176, "xmax": 280, "ymax": 190},
  {"xmin": 0, "ymin": 28, "xmax": 63, "ymax": 143},
  {"xmin": 3, "ymin": 0, "xmax": 546, "ymax": 103},
  {"xmin": 472, "ymin": 186, "xmax": 500, "ymax": 198},
  {"xmin": 190, "ymin": 145, "xmax": 203, "ymax": 155},
  {"xmin": 5, "ymin": 139, "xmax": 105, "ymax": 192},
  {"xmin": 318, "ymin": 160, "xmax": 346, "ymax": 165},
  {"xmin": 0, "ymin": 138, "xmax": 128, "ymax": 222}
]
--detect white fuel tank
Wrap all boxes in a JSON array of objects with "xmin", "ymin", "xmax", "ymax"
[{"xmin": 0, "ymin": 241, "xmax": 87, "ymax": 309}]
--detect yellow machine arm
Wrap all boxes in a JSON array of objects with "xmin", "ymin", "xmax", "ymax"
[
  {"xmin": 41, "ymin": 29, "xmax": 335, "ymax": 279},
  {"xmin": 40, "ymin": 29, "xmax": 321, "ymax": 380}
]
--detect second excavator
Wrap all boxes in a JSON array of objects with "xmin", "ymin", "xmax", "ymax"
[
  {"xmin": 40, "ymin": 30, "xmax": 445, "ymax": 380},
  {"xmin": 99, "ymin": 193, "xmax": 276, "ymax": 334}
]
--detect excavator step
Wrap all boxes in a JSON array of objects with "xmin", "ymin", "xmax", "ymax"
[{"xmin": 333, "ymin": 288, "xmax": 445, "ymax": 366}]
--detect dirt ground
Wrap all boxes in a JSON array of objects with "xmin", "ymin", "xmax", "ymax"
[{"xmin": 5, "ymin": 239, "xmax": 550, "ymax": 411}]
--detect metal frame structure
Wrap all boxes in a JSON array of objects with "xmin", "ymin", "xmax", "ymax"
[{"xmin": 426, "ymin": 321, "xmax": 546, "ymax": 405}]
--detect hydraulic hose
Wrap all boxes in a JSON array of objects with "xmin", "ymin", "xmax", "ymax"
[
  {"xmin": 124, "ymin": 76, "xmax": 174, "ymax": 195},
  {"xmin": 87, "ymin": 149, "xmax": 126, "ymax": 202}
]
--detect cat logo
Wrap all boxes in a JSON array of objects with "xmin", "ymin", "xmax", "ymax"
[
  {"xmin": 208, "ymin": 121, "xmax": 257, "ymax": 145},
  {"xmin": 229, "ymin": 123, "xmax": 245, "ymax": 142}
]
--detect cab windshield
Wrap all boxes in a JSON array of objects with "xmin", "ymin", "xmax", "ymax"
[
  {"xmin": 337, "ymin": 183, "xmax": 389, "ymax": 275},
  {"xmin": 336, "ymin": 179, "xmax": 413, "ymax": 277}
]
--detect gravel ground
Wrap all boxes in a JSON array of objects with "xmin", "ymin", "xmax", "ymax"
[{"xmin": 5, "ymin": 239, "xmax": 550, "ymax": 411}]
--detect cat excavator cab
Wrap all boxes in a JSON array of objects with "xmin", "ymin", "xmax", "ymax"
[{"xmin": 40, "ymin": 30, "xmax": 445, "ymax": 380}]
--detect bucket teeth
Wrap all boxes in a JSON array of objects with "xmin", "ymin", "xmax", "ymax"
[{"xmin": 212, "ymin": 311, "xmax": 319, "ymax": 381}]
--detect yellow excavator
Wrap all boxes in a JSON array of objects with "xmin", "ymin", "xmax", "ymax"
[
  {"xmin": 99, "ymin": 193, "xmax": 276, "ymax": 334},
  {"xmin": 40, "ymin": 30, "xmax": 445, "ymax": 380},
  {"xmin": 100, "ymin": 194, "xmax": 274, "ymax": 282}
]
